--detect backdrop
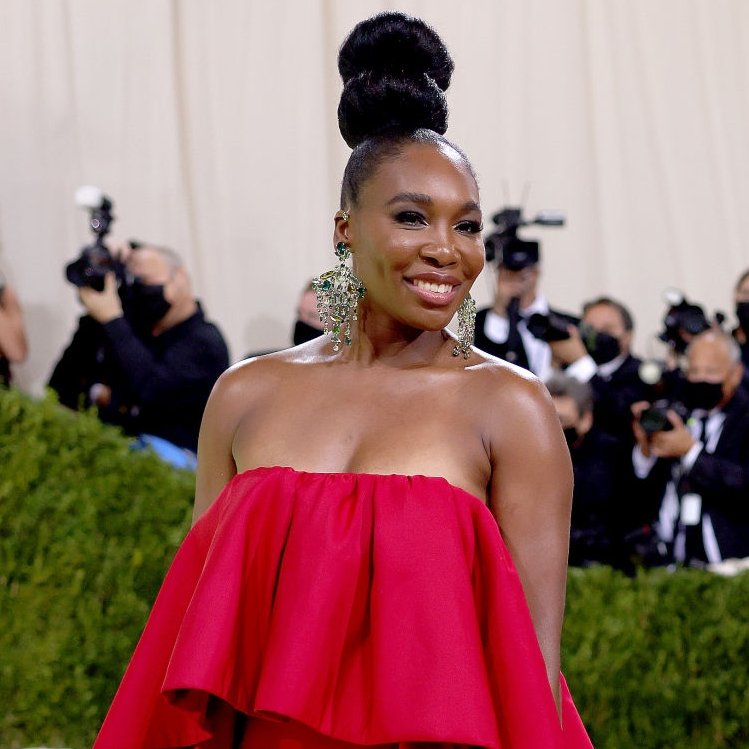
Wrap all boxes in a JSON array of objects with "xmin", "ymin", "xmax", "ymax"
[{"xmin": 1, "ymin": 0, "xmax": 748, "ymax": 393}]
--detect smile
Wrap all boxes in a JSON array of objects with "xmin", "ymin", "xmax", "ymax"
[
  {"xmin": 405, "ymin": 278, "xmax": 460, "ymax": 307},
  {"xmin": 413, "ymin": 279, "xmax": 454, "ymax": 294}
]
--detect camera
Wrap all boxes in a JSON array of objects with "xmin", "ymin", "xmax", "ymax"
[
  {"xmin": 484, "ymin": 206, "xmax": 565, "ymax": 268},
  {"xmin": 526, "ymin": 311, "xmax": 579, "ymax": 342},
  {"xmin": 658, "ymin": 288, "xmax": 711, "ymax": 354},
  {"xmin": 638, "ymin": 399, "xmax": 688, "ymax": 434},
  {"xmin": 65, "ymin": 186, "xmax": 124, "ymax": 291},
  {"xmin": 635, "ymin": 358, "xmax": 688, "ymax": 434}
]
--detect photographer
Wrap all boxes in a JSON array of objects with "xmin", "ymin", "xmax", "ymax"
[
  {"xmin": 547, "ymin": 374, "xmax": 632, "ymax": 570},
  {"xmin": 631, "ymin": 330, "xmax": 749, "ymax": 566},
  {"xmin": 474, "ymin": 236, "xmax": 581, "ymax": 379},
  {"xmin": 49, "ymin": 243, "xmax": 229, "ymax": 456},
  {"xmin": 0, "ymin": 269, "xmax": 28, "ymax": 386}
]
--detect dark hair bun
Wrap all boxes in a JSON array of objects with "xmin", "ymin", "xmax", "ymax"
[{"xmin": 337, "ymin": 12, "xmax": 454, "ymax": 148}]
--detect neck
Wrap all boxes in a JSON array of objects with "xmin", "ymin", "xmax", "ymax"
[
  {"xmin": 340, "ymin": 308, "xmax": 451, "ymax": 366},
  {"xmin": 152, "ymin": 298, "xmax": 198, "ymax": 336}
]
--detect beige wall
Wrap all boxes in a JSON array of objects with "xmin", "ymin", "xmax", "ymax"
[{"xmin": 1, "ymin": 0, "xmax": 748, "ymax": 393}]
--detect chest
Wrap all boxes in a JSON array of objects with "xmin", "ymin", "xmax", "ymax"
[{"xmin": 232, "ymin": 366, "xmax": 486, "ymax": 481}]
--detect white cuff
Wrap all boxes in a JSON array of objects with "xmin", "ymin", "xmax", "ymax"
[
  {"xmin": 632, "ymin": 445, "xmax": 657, "ymax": 478},
  {"xmin": 681, "ymin": 441, "xmax": 704, "ymax": 472},
  {"xmin": 565, "ymin": 355, "xmax": 597, "ymax": 383}
]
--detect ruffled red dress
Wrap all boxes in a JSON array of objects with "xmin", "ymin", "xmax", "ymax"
[{"xmin": 93, "ymin": 466, "xmax": 593, "ymax": 748}]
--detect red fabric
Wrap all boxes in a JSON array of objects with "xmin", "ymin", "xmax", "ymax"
[{"xmin": 93, "ymin": 467, "xmax": 594, "ymax": 749}]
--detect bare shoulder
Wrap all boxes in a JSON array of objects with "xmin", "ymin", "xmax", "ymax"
[
  {"xmin": 466, "ymin": 350, "xmax": 550, "ymax": 408},
  {"xmin": 463, "ymin": 352, "xmax": 559, "ymax": 446}
]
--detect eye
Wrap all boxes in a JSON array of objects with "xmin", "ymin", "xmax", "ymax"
[
  {"xmin": 455, "ymin": 220, "xmax": 483, "ymax": 234},
  {"xmin": 394, "ymin": 210, "xmax": 427, "ymax": 226}
]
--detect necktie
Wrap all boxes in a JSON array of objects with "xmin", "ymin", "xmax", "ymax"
[{"xmin": 504, "ymin": 297, "xmax": 530, "ymax": 370}]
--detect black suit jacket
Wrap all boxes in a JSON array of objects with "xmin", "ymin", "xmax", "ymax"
[
  {"xmin": 590, "ymin": 354, "xmax": 649, "ymax": 444},
  {"xmin": 681, "ymin": 388, "xmax": 749, "ymax": 560}
]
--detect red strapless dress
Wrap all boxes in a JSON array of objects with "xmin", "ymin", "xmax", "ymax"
[{"xmin": 92, "ymin": 467, "xmax": 593, "ymax": 749}]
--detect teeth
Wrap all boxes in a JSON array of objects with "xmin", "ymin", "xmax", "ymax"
[{"xmin": 413, "ymin": 280, "xmax": 452, "ymax": 293}]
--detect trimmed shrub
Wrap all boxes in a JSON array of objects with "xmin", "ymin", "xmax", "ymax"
[
  {"xmin": 563, "ymin": 565, "xmax": 749, "ymax": 748},
  {"xmin": 0, "ymin": 388, "xmax": 194, "ymax": 749},
  {"xmin": 1, "ymin": 387, "xmax": 748, "ymax": 748}
]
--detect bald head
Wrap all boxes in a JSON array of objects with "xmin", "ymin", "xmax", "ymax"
[{"xmin": 686, "ymin": 330, "xmax": 743, "ymax": 405}]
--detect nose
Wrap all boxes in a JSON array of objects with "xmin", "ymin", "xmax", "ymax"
[{"xmin": 419, "ymin": 226, "xmax": 460, "ymax": 267}]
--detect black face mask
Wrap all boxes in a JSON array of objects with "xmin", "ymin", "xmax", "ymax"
[
  {"xmin": 120, "ymin": 281, "xmax": 171, "ymax": 333},
  {"xmin": 736, "ymin": 302, "xmax": 749, "ymax": 332},
  {"xmin": 293, "ymin": 320, "xmax": 323, "ymax": 346},
  {"xmin": 682, "ymin": 380, "xmax": 724, "ymax": 412},
  {"xmin": 582, "ymin": 328, "xmax": 621, "ymax": 366},
  {"xmin": 563, "ymin": 426, "xmax": 580, "ymax": 451}
]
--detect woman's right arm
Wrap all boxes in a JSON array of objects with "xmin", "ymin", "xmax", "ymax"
[{"xmin": 192, "ymin": 365, "xmax": 247, "ymax": 525}]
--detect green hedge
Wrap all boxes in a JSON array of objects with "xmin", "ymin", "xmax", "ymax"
[{"xmin": 1, "ymin": 387, "xmax": 748, "ymax": 749}]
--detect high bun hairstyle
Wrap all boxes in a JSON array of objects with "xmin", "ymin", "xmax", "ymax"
[{"xmin": 337, "ymin": 12, "xmax": 473, "ymax": 208}]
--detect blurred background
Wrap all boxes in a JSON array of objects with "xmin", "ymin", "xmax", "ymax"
[{"xmin": 1, "ymin": 0, "xmax": 748, "ymax": 393}]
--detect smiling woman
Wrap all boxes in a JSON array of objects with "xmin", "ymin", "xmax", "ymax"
[{"xmin": 92, "ymin": 11, "xmax": 594, "ymax": 749}]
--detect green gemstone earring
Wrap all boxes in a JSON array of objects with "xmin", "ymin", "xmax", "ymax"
[
  {"xmin": 452, "ymin": 293, "xmax": 476, "ymax": 359},
  {"xmin": 312, "ymin": 242, "xmax": 366, "ymax": 351}
]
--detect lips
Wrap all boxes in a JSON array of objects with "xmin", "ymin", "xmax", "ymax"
[{"xmin": 404, "ymin": 275, "xmax": 461, "ymax": 307}]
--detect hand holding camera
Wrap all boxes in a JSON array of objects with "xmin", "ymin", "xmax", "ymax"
[{"xmin": 78, "ymin": 272, "xmax": 123, "ymax": 324}]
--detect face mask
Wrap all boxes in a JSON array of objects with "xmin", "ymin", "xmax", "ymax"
[
  {"xmin": 582, "ymin": 327, "xmax": 621, "ymax": 365},
  {"xmin": 682, "ymin": 380, "xmax": 724, "ymax": 411},
  {"xmin": 120, "ymin": 281, "xmax": 171, "ymax": 333},
  {"xmin": 736, "ymin": 302, "xmax": 749, "ymax": 332},
  {"xmin": 293, "ymin": 320, "xmax": 323, "ymax": 346},
  {"xmin": 563, "ymin": 426, "xmax": 580, "ymax": 451}
]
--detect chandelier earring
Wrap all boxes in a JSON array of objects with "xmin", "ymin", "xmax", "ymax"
[
  {"xmin": 452, "ymin": 293, "xmax": 476, "ymax": 359},
  {"xmin": 312, "ymin": 240, "xmax": 366, "ymax": 351}
]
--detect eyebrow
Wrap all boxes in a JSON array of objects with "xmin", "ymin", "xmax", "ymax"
[{"xmin": 386, "ymin": 192, "xmax": 481, "ymax": 214}]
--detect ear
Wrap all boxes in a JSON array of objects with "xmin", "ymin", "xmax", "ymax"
[{"xmin": 333, "ymin": 210, "xmax": 352, "ymax": 249}]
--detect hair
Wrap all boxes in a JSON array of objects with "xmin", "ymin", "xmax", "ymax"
[
  {"xmin": 687, "ymin": 329, "xmax": 742, "ymax": 365},
  {"xmin": 582, "ymin": 296, "xmax": 634, "ymax": 332},
  {"xmin": 735, "ymin": 268, "xmax": 749, "ymax": 292},
  {"xmin": 337, "ymin": 12, "xmax": 475, "ymax": 208},
  {"xmin": 545, "ymin": 374, "xmax": 594, "ymax": 416}
]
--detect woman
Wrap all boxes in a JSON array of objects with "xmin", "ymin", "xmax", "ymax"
[{"xmin": 94, "ymin": 12, "xmax": 593, "ymax": 749}]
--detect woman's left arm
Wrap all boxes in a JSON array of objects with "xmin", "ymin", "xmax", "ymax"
[{"xmin": 486, "ymin": 374, "xmax": 573, "ymax": 716}]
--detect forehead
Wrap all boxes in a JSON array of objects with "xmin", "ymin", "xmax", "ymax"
[
  {"xmin": 583, "ymin": 303, "xmax": 623, "ymax": 328},
  {"xmin": 688, "ymin": 338, "xmax": 731, "ymax": 369},
  {"xmin": 360, "ymin": 142, "xmax": 479, "ymax": 206},
  {"xmin": 126, "ymin": 249, "xmax": 170, "ymax": 278}
]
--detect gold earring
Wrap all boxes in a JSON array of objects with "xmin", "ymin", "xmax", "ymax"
[
  {"xmin": 312, "ymin": 242, "xmax": 366, "ymax": 350},
  {"xmin": 452, "ymin": 294, "xmax": 476, "ymax": 359}
]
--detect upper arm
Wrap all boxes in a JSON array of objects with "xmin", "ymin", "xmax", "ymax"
[
  {"xmin": 487, "ymin": 373, "xmax": 572, "ymax": 686},
  {"xmin": 192, "ymin": 365, "xmax": 247, "ymax": 525}
]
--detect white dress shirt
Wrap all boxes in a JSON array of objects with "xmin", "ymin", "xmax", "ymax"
[{"xmin": 632, "ymin": 408, "xmax": 727, "ymax": 563}]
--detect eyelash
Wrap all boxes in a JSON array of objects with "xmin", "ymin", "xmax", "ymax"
[{"xmin": 394, "ymin": 212, "xmax": 483, "ymax": 234}]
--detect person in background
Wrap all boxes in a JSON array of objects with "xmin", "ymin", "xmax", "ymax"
[
  {"xmin": 292, "ymin": 280, "xmax": 324, "ymax": 345},
  {"xmin": 631, "ymin": 330, "xmax": 749, "ymax": 566},
  {"xmin": 547, "ymin": 374, "xmax": 631, "ymax": 570},
  {"xmin": 49, "ymin": 244, "xmax": 229, "ymax": 459},
  {"xmin": 473, "ymin": 238, "xmax": 579, "ymax": 380},
  {"xmin": 0, "ymin": 267, "xmax": 28, "ymax": 386}
]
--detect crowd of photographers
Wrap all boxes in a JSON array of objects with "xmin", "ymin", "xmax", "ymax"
[
  {"xmin": 477, "ymin": 211, "xmax": 749, "ymax": 573},
  {"xmin": 0, "ymin": 194, "xmax": 747, "ymax": 573}
]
